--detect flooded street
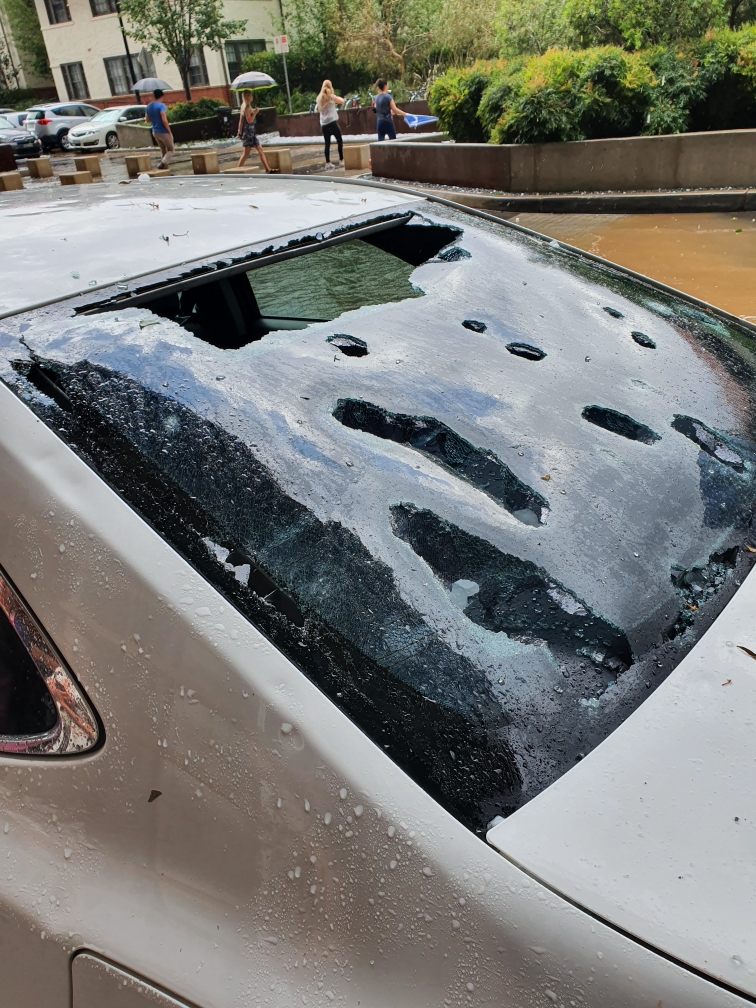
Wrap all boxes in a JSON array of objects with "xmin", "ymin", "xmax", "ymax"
[{"xmin": 513, "ymin": 212, "xmax": 756, "ymax": 322}]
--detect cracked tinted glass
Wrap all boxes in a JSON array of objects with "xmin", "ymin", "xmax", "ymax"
[{"xmin": 4, "ymin": 204, "xmax": 756, "ymax": 833}]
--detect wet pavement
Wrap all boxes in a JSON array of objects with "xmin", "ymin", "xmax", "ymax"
[
  {"xmin": 17, "ymin": 136, "xmax": 366, "ymax": 190},
  {"xmin": 511, "ymin": 212, "xmax": 756, "ymax": 321}
]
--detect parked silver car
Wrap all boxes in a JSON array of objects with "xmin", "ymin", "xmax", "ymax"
[
  {"xmin": 0, "ymin": 175, "xmax": 754, "ymax": 1008},
  {"xmin": 25, "ymin": 101, "xmax": 101, "ymax": 151},
  {"xmin": 68, "ymin": 104, "xmax": 146, "ymax": 151}
]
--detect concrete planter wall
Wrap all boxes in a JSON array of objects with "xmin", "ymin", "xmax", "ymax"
[
  {"xmin": 115, "ymin": 116, "xmax": 222, "ymax": 148},
  {"xmin": 370, "ymin": 128, "xmax": 756, "ymax": 193},
  {"xmin": 278, "ymin": 100, "xmax": 433, "ymax": 138},
  {"xmin": 116, "ymin": 108, "xmax": 278, "ymax": 149}
]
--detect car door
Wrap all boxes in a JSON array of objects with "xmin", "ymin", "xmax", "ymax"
[{"xmin": 72, "ymin": 953, "xmax": 193, "ymax": 1007}]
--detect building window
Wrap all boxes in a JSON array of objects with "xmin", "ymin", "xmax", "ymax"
[
  {"xmin": 60, "ymin": 62, "xmax": 89, "ymax": 99},
  {"xmin": 187, "ymin": 47, "xmax": 208, "ymax": 87},
  {"xmin": 136, "ymin": 49, "xmax": 156, "ymax": 78},
  {"xmin": 224, "ymin": 39, "xmax": 266, "ymax": 82},
  {"xmin": 43, "ymin": 0, "xmax": 71, "ymax": 24},
  {"xmin": 103, "ymin": 54, "xmax": 140, "ymax": 95},
  {"xmin": 89, "ymin": 0, "xmax": 117, "ymax": 14}
]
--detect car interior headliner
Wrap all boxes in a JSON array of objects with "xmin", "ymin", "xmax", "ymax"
[{"xmin": 2, "ymin": 184, "xmax": 756, "ymax": 834}]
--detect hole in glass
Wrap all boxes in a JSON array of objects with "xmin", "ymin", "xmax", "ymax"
[{"xmin": 582, "ymin": 405, "xmax": 661, "ymax": 444}]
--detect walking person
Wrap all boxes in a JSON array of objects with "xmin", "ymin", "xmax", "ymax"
[
  {"xmin": 144, "ymin": 89, "xmax": 174, "ymax": 170},
  {"xmin": 373, "ymin": 78, "xmax": 407, "ymax": 141},
  {"xmin": 316, "ymin": 79, "xmax": 344, "ymax": 169},
  {"xmin": 237, "ymin": 90, "xmax": 272, "ymax": 172}
]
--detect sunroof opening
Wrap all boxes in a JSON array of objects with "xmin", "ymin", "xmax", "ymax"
[
  {"xmin": 133, "ymin": 237, "xmax": 425, "ymax": 350},
  {"xmin": 106, "ymin": 217, "xmax": 464, "ymax": 351}
]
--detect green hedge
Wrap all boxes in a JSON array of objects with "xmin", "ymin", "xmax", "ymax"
[
  {"xmin": 165, "ymin": 97, "xmax": 225, "ymax": 123},
  {"xmin": 428, "ymin": 27, "xmax": 756, "ymax": 143},
  {"xmin": 0, "ymin": 87, "xmax": 45, "ymax": 111}
]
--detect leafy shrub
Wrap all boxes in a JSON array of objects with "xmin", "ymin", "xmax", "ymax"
[
  {"xmin": 166, "ymin": 97, "xmax": 225, "ymax": 123},
  {"xmin": 428, "ymin": 61, "xmax": 503, "ymax": 141},
  {"xmin": 0, "ymin": 86, "xmax": 45, "ymax": 111},
  {"xmin": 432, "ymin": 27, "xmax": 756, "ymax": 143}
]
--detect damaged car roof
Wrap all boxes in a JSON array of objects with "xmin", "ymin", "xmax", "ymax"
[
  {"xmin": 2, "ymin": 176, "xmax": 756, "ymax": 837},
  {"xmin": 0, "ymin": 177, "xmax": 419, "ymax": 317}
]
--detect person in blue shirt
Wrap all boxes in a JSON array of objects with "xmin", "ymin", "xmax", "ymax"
[
  {"xmin": 144, "ymin": 89, "xmax": 174, "ymax": 170},
  {"xmin": 372, "ymin": 78, "xmax": 407, "ymax": 141}
]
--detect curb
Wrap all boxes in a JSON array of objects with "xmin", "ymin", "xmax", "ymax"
[{"xmin": 414, "ymin": 188, "xmax": 756, "ymax": 214}]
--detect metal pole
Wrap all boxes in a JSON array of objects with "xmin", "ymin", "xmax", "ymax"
[
  {"xmin": 276, "ymin": 0, "xmax": 292, "ymax": 114},
  {"xmin": 281, "ymin": 50, "xmax": 292, "ymax": 115},
  {"xmin": 114, "ymin": 0, "xmax": 139, "ymax": 101}
]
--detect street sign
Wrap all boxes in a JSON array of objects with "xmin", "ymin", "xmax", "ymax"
[{"xmin": 273, "ymin": 35, "xmax": 289, "ymax": 54}]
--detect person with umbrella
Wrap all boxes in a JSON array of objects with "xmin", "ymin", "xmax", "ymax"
[
  {"xmin": 143, "ymin": 88, "xmax": 174, "ymax": 170},
  {"xmin": 236, "ymin": 90, "xmax": 271, "ymax": 172},
  {"xmin": 230, "ymin": 71, "xmax": 277, "ymax": 173}
]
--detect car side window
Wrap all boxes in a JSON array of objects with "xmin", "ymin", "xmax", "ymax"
[
  {"xmin": 126, "ymin": 108, "xmax": 144, "ymax": 120},
  {"xmin": 81, "ymin": 106, "xmax": 98, "ymax": 117},
  {"xmin": 50, "ymin": 107, "xmax": 66, "ymax": 116},
  {"xmin": 0, "ymin": 568, "xmax": 99, "ymax": 754},
  {"xmin": 58, "ymin": 105, "xmax": 78, "ymax": 117}
]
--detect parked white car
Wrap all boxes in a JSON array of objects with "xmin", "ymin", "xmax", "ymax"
[
  {"xmin": 67, "ymin": 104, "xmax": 147, "ymax": 151},
  {"xmin": 0, "ymin": 174, "xmax": 754, "ymax": 1008}
]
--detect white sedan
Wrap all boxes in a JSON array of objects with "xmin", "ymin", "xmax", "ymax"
[
  {"xmin": 0, "ymin": 173, "xmax": 754, "ymax": 1008},
  {"xmin": 67, "ymin": 104, "xmax": 147, "ymax": 150}
]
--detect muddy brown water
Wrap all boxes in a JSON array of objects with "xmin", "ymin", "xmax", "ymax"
[{"xmin": 511, "ymin": 212, "xmax": 756, "ymax": 322}]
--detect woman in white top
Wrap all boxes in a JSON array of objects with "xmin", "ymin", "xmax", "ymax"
[{"xmin": 316, "ymin": 79, "xmax": 344, "ymax": 169}]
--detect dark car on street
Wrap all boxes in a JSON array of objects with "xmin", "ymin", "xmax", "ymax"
[{"xmin": 0, "ymin": 114, "xmax": 41, "ymax": 161}]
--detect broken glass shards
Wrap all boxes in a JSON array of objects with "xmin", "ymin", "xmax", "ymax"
[
  {"xmin": 672, "ymin": 415, "xmax": 745, "ymax": 472},
  {"xmin": 333, "ymin": 398, "xmax": 548, "ymax": 526},
  {"xmin": 391, "ymin": 503, "xmax": 632, "ymax": 682}
]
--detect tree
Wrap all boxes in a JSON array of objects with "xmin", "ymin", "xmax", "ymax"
[
  {"xmin": 0, "ymin": 0, "xmax": 50, "ymax": 79},
  {"xmin": 562, "ymin": 0, "xmax": 725, "ymax": 49},
  {"xmin": 496, "ymin": 0, "xmax": 569, "ymax": 56},
  {"xmin": 118, "ymin": 0, "xmax": 246, "ymax": 99},
  {"xmin": 338, "ymin": 0, "xmax": 443, "ymax": 81}
]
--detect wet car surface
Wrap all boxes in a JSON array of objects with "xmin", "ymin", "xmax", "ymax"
[
  {"xmin": 1, "ymin": 176, "xmax": 755, "ymax": 1007},
  {"xmin": 3, "ymin": 184, "xmax": 756, "ymax": 831}
]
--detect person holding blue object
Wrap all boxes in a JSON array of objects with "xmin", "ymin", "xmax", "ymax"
[
  {"xmin": 373, "ymin": 78, "xmax": 406, "ymax": 140},
  {"xmin": 144, "ymin": 89, "xmax": 174, "ymax": 170}
]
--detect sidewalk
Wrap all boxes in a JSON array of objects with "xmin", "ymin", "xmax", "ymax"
[{"xmin": 18, "ymin": 136, "xmax": 371, "ymax": 188}]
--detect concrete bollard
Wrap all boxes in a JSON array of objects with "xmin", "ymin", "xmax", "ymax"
[
  {"xmin": 265, "ymin": 148, "xmax": 291, "ymax": 173},
  {"xmin": 221, "ymin": 166, "xmax": 258, "ymax": 175},
  {"xmin": 26, "ymin": 157, "xmax": 54, "ymax": 179},
  {"xmin": 74, "ymin": 154, "xmax": 102, "ymax": 177},
  {"xmin": 125, "ymin": 154, "xmax": 152, "ymax": 178},
  {"xmin": 60, "ymin": 170, "xmax": 92, "ymax": 185},
  {"xmin": 0, "ymin": 171, "xmax": 24, "ymax": 191},
  {"xmin": 191, "ymin": 151, "xmax": 219, "ymax": 174},
  {"xmin": 343, "ymin": 144, "xmax": 371, "ymax": 171}
]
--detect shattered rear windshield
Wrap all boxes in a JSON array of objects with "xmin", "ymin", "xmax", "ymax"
[{"xmin": 3, "ymin": 203, "xmax": 756, "ymax": 835}]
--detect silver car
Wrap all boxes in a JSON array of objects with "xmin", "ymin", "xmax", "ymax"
[
  {"xmin": 25, "ymin": 101, "xmax": 101, "ymax": 151},
  {"xmin": 0, "ymin": 175, "xmax": 754, "ymax": 1008}
]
